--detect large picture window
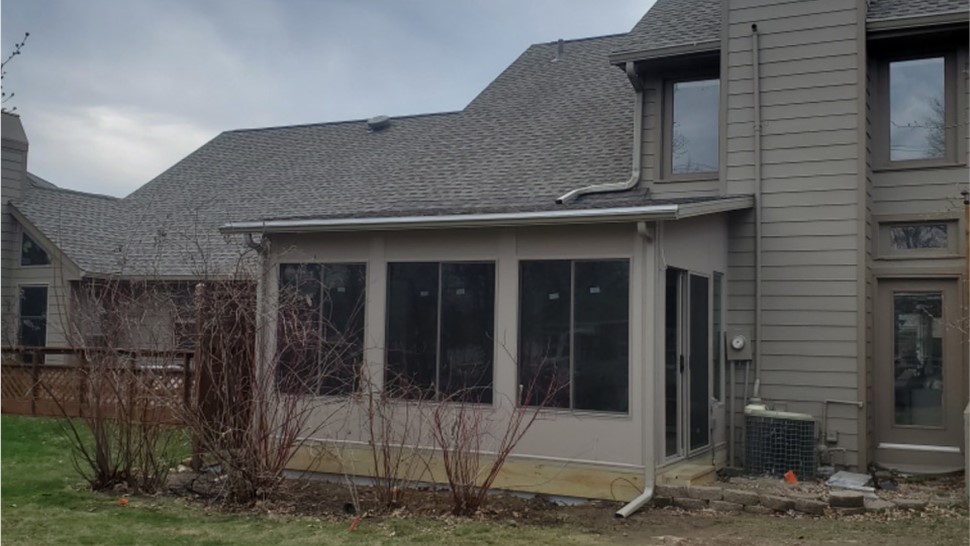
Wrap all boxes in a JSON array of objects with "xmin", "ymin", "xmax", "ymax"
[
  {"xmin": 277, "ymin": 263, "xmax": 366, "ymax": 396},
  {"xmin": 386, "ymin": 262, "xmax": 495, "ymax": 402},
  {"xmin": 518, "ymin": 259, "xmax": 629, "ymax": 413}
]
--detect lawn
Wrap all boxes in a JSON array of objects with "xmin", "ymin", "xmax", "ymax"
[{"xmin": 2, "ymin": 414, "xmax": 968, "ymax": 545}]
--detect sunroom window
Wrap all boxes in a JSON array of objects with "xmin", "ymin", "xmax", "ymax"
[
  {"xmin": 277, "ymin": 263, "xmax": 366, "ymax": 396},
  {"xmin": 518, "ymin": 259, "xmax": 629, "ymax": 413},
  {"xmin": 385, "ymin": 262, "xmax": 495, "ymax": 402}
]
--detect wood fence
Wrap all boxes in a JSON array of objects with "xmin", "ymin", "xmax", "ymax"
[{"xmin": 1, "ymin": 347, "xmax": 195, "ymax": 424}]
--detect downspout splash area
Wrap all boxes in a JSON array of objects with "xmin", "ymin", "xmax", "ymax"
[{"xmin": 556, "ymin": 63, "xmax": 644, "ymax": 205}]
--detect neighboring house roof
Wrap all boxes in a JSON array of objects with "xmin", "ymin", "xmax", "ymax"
[
  {"xmin": 610, "ymin": 0, "xmax": 969, "ymax": 60},
  {"xmin": 868, "ymin": 0, "xmax": 968, "ymax": 20},
  {"xmin": 13, "ymin": 184, "xmax": 126, "ymax": 273}
]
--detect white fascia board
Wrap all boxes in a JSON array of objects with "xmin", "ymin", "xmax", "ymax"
[{"xmin": 220, "ymin": 197, "xmax": 754, "ymax": 235}]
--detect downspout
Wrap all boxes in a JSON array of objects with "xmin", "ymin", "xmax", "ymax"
[
  {"xmin": 557, "ymin": 62, "xmax": 644, "ymax": 205},
  {"xmin": 617, "ymin": 220, "xmax": 657, "ymax": 518},
  {"xmin": 751, "ymin": 24, "xmax": 764, "ymax": 403}
]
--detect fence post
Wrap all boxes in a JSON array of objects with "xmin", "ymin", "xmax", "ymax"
[
  {"xmin": 30, "ymin": 350, "xmax": 40, "ymax": 416},
  {"xmin": 79, "ymin": 352, "xmax": 88, "ymax": 418}
]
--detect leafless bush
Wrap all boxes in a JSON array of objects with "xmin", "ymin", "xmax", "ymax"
[
  {"xmin": 354, "ymin": 370, "xmax": 431, "ymax": 508},
  {"xmin": 177, "ymin": 270, "xmax": 357, "ymax": 505},
  {"xmin": 54, "ymin": 279, "xmax": 188, "ymax": 493},
  {"xmin": 429, "ymin": 371, "xmax": 560, "ymax": 516}
]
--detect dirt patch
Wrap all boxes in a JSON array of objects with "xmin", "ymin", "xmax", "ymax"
[
  {"xmin": 720, "ymin": 471, "xmax": 967, "ymax": 505},
  {"xmin": 165, "ymin": 470, "xmax": 968, "ymax": 545}
]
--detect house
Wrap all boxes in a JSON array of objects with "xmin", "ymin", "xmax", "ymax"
[{"xmin": 4, "ymin": 0, "xmax": 968, "ymax": 510}]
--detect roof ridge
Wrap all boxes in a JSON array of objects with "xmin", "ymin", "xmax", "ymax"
[
  {"xmin": 225, "ymin": 110, "xmax": 461, "ymax": 134},
  {"xmin": 538, "ymin": 32, "xmax": 629, "ymax": 46},
  {"xmin": 26, "ymin": 183, "xmax": 121, "ymax": 201}
]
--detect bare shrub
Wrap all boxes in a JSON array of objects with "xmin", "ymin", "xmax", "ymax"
[
  {"xmin": 429, "ymin": 372, "xmax": 559, "ymax": 516},
  {"xmin": 53, "ymin": 279, "xmax": 189, "ymax": 493},
  {"xmin": 355, "ymin": 370, "xmax": 431, "ymax": 509},
  {"xmin": 178, "ymin": 268, "xmax": 359, "ymax": 505}
]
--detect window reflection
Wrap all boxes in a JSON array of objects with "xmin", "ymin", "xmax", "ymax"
[
  {"xmin": 893, "ymin": 292, "xmax": 943, "ymax": 427},
  {"xmin": 672, "ymin": 79, "xmax": 719, "ymax": 174},
  {"xmin": 890, "ymin": 57, "xmax": 945, "ymax": 161},
  {"xmin": 890, "ymin": 223, "xmax": 948, "ymax": 250}
]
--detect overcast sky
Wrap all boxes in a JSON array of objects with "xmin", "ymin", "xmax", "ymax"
[{"xmin": 2, "ymin": 0, "xmax": 650, "ymax": 197}]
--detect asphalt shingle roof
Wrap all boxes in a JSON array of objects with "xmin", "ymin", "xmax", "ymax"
[
  {"xmin": 611, "ymin": 0, "xmax": 968, "ymax": 58},
  {"xmin": 16, "ymin": 34, "xmax": 657, "ymax": 276},
  {"xmin": 868, "ymin": 0, "xmax": 968, "ymax": 20}
]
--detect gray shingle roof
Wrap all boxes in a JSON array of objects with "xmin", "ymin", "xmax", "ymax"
[
  {"xmin": 612, "ymin": 0, "xmax": 721, "ymax": 57},
  {"xmin": 19, "ymin": 34, "xmax": 654, "ymax": 277},
  {"xmin": 611, "ymin": 0, "xmax": 967, "ymax": 59},
  {"xmin": 868, "ymin": 0, "xmax": 968, "ymax": 20},
  {"xmin": 14, "ymin": 185, "xmax": 127, "ymax": 273}
]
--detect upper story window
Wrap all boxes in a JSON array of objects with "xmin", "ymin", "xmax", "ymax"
[
  {"xmin": 667, "ymin": 78, "xmax": 720, "ymax": 176},
  {"xmin": 21, "ymin": 232, "xmax": 50, "ymax": 266},
  {"xmin": 889, "ymin": 57, "xmax": 945, "ymax": 161},
  {"xmin": 872, "ymin": 35, "xmax": 966, "ymax": 167}
]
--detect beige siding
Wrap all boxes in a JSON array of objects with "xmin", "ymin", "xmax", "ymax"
[
  {"xmin": 724, "ymin": 0, "xmax": 864, "ymax": 467},
  {"xmin": 2, "ymin": 143, "xmax": 27, "ymax": 335}
]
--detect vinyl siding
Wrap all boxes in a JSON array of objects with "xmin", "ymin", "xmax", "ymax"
[
  {"xmin": 724, "ymin": 0, "xmax": 864, "ymax": 467},
  {"xmin": 2, "ymin": 141, "xmax": 27, "ymax": 337}
]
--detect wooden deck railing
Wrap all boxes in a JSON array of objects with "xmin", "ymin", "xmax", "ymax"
[{"xmin": 1, "ymin": 346, "xmax": 195, "ymax": 423}]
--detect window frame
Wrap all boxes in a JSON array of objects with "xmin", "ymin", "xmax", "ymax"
[
  {"xmin": 384, "ymin": 260, "xmax": 497, "ymax": 404},
  {"xmin": 872, "ymin": 44, "xmax": 966, "ymax": 170},
  {"xmin": 275, "ymin": 262, "xmax": 368, "ymax": 397},
  {"xmin": 662, "ymin": 74, "xmax": 721, "ymax": 182},
  {"xmin": 19, "ymin": 229, "xmax": 51, "ymax": 268},
  {"xmin": 876, "ymin": 217, "xmax": 962, "ymax": 259},
  {"xmin": 516, "ymin": 258, "xmax": 632, "ymax": 415},
  {"xmin": 18, "ymin": 283, "xmax": 49, "ymax": 363}
]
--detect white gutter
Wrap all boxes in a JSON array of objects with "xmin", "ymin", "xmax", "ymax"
[
  {"xmin": 556, "ymin": 63, "xmax": 644, "ymax": 205},
  {"xmin": 221, "ymin": 197, "xmax": 754, "ymax": 235}
]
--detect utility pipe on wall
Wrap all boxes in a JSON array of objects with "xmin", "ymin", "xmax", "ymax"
[{"xmin": 751, "ymin": 24, "xmax": 764, "ymax": 402}]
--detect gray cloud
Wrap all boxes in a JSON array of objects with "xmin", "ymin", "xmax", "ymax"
[{"xmin": 2, "ymin": 0, "xmax": 650, "ymax": 196}]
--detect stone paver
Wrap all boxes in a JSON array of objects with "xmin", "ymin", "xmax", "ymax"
[
  {"xmin": 792, "ymin": 498, "xmax": 827, "ymax": 516},
  {"xmin": 760, "ymin": 495, "xmax": 794, "ymax": 512},
  {"xmin": 829, "ymin": 491, "xmax": 864, "ymax": 508},
  {"xmin": 894, "ymin": 498, "xmax": 928, "ymax": 511},
  {"xmin": 722, "ymin": 489, "xmax": 760, "ymax": 505},
  {"xmin": 687, "ymin": 486, "xmax": 723, "ymax": 501},
  {"xmin": 673, "ymin": 497, "xmax": 708, "ymax": 510},
  {"xmin": 709, "ymin": 500, "xmax": 743, "ymax": 512}
]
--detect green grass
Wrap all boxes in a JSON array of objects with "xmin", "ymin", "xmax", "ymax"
[{"xmin": 0, "ymin": 415, "xmax": 604, "ymax": 546}]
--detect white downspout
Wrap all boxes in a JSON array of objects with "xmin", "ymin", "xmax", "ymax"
[
  {"xmin": 557, "ymin": 63, "xmax": 644, "ymax": 205},
  {"xmin": 616, "ymin": 220, "xmax": 657, "ymax": 518},
  {"xmin": 751, "ymin": 24, "xmax": 764, "ymax": 402}
]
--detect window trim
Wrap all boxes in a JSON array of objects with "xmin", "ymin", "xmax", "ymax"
[
  {"xmin": 383, "ymin": 260, "xmax": 498, "ymax": 404},
  {"xmin": 276, "ymin": 261, "xmax": 368, "ymax": 398},
  {"xmin": 876, "ymin": 218, "xmax": 962, "ymax": 259},
  {"xmin": 17, "ymin": 283, "xmax": 49, "ymax": 353},
  {"xmin": 19, "ymin": 229, "xmax": 52, "ymax": 268},
  {"xmin": 661, "ymin": 75, "xmax": 721, "ymax": 182},
  {"xmin": 872, "ymin": 46, "xmax": 966, "ymax": 170},
  {"xmin": 516, "ymin": 257, "xmax": 632, "ymax": 415}
]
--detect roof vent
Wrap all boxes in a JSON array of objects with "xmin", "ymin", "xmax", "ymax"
[
  {"xmin": 367, "ymin": 115, "xmax": 391, "ymax": 131},
  {"xmin": 552, "ymin": 38, "xmax": 564, "ymax": 62}
]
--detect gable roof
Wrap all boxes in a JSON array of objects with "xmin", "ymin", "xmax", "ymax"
[
  {"xmin": 610, "ymin": 0, "xmax": 969, "ymax": 61},
  {"xmin": 13, "ymin": 184, "xmax": 126, "ymax": 273},
  {"xmin": 15, "ymin": 34, "xmax": 661, "ymax": 277}
]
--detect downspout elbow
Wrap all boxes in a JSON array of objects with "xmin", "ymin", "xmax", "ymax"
[{"xmin": 616, "ymin": 485, "xmax": 654, "ymax": 518}]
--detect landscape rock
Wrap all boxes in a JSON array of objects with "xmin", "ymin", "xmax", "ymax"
[
  {"xmin": 722, "ymin": 489, "xmax": 760, "ymax": 506},
  {"xmin": 709, "ymin": 500, "xmax": 743, "ymax": 512},
  {"xmin": 792, "ymin": 498, "xmax": 827, "ymax": 515},
  {"xmin": 651, "ymin": 497, "xmax": 673, "ymax": 508},
  {"xmin": 673, "ymin": 497, "xmax": 708, "ymax": 511},
  {"xmin": 759, "ymin": 495, "xmax": 794, "ymax": 512},
  {"xmin": 894, "ymin": 498, "xmax": 927, "ymax": 511},
  {"xmin": 834, "ymin": 506, "xmax": 866, "ymax": 516},
  {"xmin": 863, "ymin": 499, "xmax": 895, "ymax": 513},
  {"xmin": 656, "ymin": 485, "xmax": 687, "ymax": 499},
  {"xmin": 828, "ymin": 491, "xmax": 864, "ymax": 508},
  {"xmin": 687, "ymin": 486, "xmax": 722, "ymax": 501},
  {"xmin": 744, "ymin": 505, "xmax": 774, "ymax": 515}
]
